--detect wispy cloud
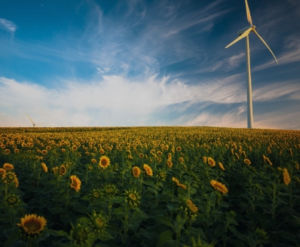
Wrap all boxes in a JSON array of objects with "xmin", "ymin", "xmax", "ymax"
[
  {"xmin": 0, "ymin": 18, "xmax": 16, "ymax": 33},
  {"xmin": 185, "ymin": 106, "xmax": 246, "ymax": 127},
  {"xmin": 254, "ymin": 34, "xmax": 300, "ymax": 71},
  {"xmin": 253, "ymin": 80, "xmax": 300, "ymax": 102},
  {"xmin": 185, "ymin": 102, "xmax": 300, "ymax": 130},
  {"xmin": 199, "ymin": 52, "xmax": 245, "ymax": 73}
]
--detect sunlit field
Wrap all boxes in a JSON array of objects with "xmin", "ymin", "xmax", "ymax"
[{"xmin": 0, "ymin": 127, "xmax": 299, "ymax": 247}]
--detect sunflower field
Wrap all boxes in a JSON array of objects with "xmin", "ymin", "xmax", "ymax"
[{"xmin": 0, "ymin": 127, "xmax": 299, "ymax": 247}]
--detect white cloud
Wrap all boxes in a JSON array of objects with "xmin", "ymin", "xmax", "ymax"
[
  {"xmin": 0, "ymin": 18, "xmax": 16, "ymax": 33},
  {"xmin": 0, "ymin": 75, "xmax": 298, "ymax": 128},
  {"xmin": 0, "ymin": 74, "xmax": 245, "ymax": 126}
]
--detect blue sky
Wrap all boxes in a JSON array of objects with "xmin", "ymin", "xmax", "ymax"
[{"xmin": 0, "ymin": 0, "xmax": 299, "ymax": 128}]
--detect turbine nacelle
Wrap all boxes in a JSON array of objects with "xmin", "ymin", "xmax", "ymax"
[
  {"xmin": 225, "ymin": 25, "xmax": 278, "ymax": 64},
  {"xmin": 238, "ymin": 26, "xmax": 255, "ymax": 36}
]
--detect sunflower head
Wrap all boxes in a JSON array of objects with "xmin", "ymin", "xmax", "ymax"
[
  {"xmin": 52, "ymin": 166, "xmax": 59, "ymax": 175},
  {"xmin": 2, "ymin": 171, "xmax": 19, "ymax": 187},
  {"xmin": 186, "ymin": 199, "xmax": 198, "ymax": 213},
  {"xmin": 3, "ymin": 163, "xmax": 14, "ymax": 171},
  {"xmin": 41, "ymin": 162, "xmax": 48, "ymax": 173},
  {"xmin": 103, "ymin": 184, "xmax": 118, "ymax": 196},
  {"xmin": 6, "ymin": 193, "xmax": 21, "ymax": 207},
  {"xmin": 210, "ymin": 180, "xmax": 228, "ymax": 194},
  {"xmin": 207, "ymin": 157, "xmax": 216, "ymax": 167},
  {"xmin": 218, "ymin": 162, "xmax": 225, "ymax": 171},
  {"xmin": 90, "ymin": 211, "xmax": 107, "ymax": 232},
  {"xmin": 0, "ymin": 168, "xmax": 6, "ymax": 178},
  {"xmin": 125, "ymin": 189, "xmax": 140, "ymax": 208},
  {"xmin": 71, "ymin": 221, "xmax": 93, "ymax": 245},
  {"xmin": 90, "ymin": 189, "xmax": 101, "ymax": 200},
  {"xmin": 244, "ymin": 158, "xmax": 251, "ymax": 166},
  {"xmin": 70, "ymin": 175, "xmax": 81, "ymax": 192},
  {"xmin": 178, "ymin": 157, "xmax": 184, "ymax": 164},
  {"xmin": 59, "ymin": 164, "xmax": 67, "ymax": 176},
  {"xmin": 99, "ymin": 156, "xmax": 110, "ymax": 169},
  {"xmin": 158, "ymin": 170, "xmax": 167, "ymax": 181},
  {"xmin": 143, "ymin": 164, "xmax": 153, "ymax": 176},
  {"xmin": 17, "ymin": 214, "xmax": 47, "ymax": 235},
  {"xmin": 132, "ymin": 166, "xmax": 141, "ymax": 178},
  {"xmin": 166, "ymin": 159, "xmax": 173, "ymax": 168},
  {"xmin": 282, "ymin": 168, "xmax": 291, "ymax": 185}
]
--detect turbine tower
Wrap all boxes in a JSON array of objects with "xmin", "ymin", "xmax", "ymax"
[
  {"xmin": 26, "ymin": 114, "xmax": 36, "ymax": 127},
  {"xmin": 225, "ymin": 0, "xmax": 278, "ymax": 129}
]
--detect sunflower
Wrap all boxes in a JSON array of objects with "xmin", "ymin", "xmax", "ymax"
[
  {"xmin": 132, "ymin": 166, "xmax": 141, "ymax": 178},
  {"xmin": 52, "ymin": 166, "xmax": 59, "ymax": 175},
  {"xmin": 172, "ymin": 177, "xmax": 187, "ymax": 190},
  {"xmin": 0, "ymin": 168, "xmax": 6, "ymax": 178},
  {"xmin": 186, "ymin": 199, "xmax": 198, "ymax": 213},
  {"xmin": 282, "ymin": 168, "xmax": 291, "ymax": 185},
  {"xmin": 6, "ymin": 193, "xmax": 21, "ymax": 207},
  {"xmin": 263, "ymin": 155, "xmax": 273, "ymax": 166},
  {"xmin": 143, "ymin": 164, "xmax": 153, "ymax": 176},
  {"xmin": 178, "ymin": 157, "xmax": 184, "ymax": 164},
  {"xmin": 41, "ymin": 162, "xmax": 48, "ymax": 173},
  {"xmin": 218, "ymin": 162, "xmax": 225, "ymax": 171},
  {"xmin": 172, "ymin": 177, "xmax": 180, "ymax": 185},
  {"xmin": 210, "ymin": 180, "xmax": 228, "ymax": 194},
  {"xmin": 99, "ymin": 156, "xmax": 110, "ymax": 169},
  {"xmin": 125, "ymin": 189, "xmax": 140, "ymax": 208},
  {"xmin": 90, "ymin": 189, "xmax": 101, "ymax": 199},
  {"xmin": 207, "ymin": 157, "xmax": 216, "ymax": 167},
  {"xmin": 59, "ymin": 164, "xmax": 67, "ymax": 176},
  {"xmin": 178, "ymin": 183, "xmax": 187, "ymax": 190},
  {"xmin": 244, "ymin": 158, "xmax": 251, "ymax": 166},
  {"xmin": 3, "ymin": 163, "xmax": 14, "ymax": 171},
  {"xmin": 91, "ymin": 211, "xmax": 107, "ymax": 232},
  {"xmin": 103, "ymin": 184, "xmax": 118, "ymax": 196},
  {"xmin": 3, "ymin": 171, "xmax": 19, "ymax": 188},
  {"xmin": 17, "ymin": 214, "xmax": 47, "ymax": 235},
  {"xmin": 166, "ymin": 159, "xmax": 173, "ymax": 168},
  {"xmin": 70, "ymin": 175, "xmax": 81, "ymax": 192}
]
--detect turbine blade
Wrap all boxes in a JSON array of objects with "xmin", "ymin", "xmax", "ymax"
[
  {"xmin": 225, "ymin": 27, "xmax": 252, "ymax": 48},
  {"xmin": 252, "ymin": 29, "xmax": 278, "ymax": 63},
  {"xmin": 245, "ymin": 0, "xmax": 253, "ymax": 26}
]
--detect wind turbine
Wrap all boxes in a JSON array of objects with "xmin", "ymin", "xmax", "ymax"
[
  {"xmin": 26, "ymin": 114, "xmax": 36, "ymax": 127},
  {"xmin": 225, "ymin": 0, "xmax": 278, "ymax": 129}
]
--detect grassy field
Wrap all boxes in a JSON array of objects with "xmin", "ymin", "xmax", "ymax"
[{"xmin": 0, "ymin": 127, "xmax": 299, "ymax": 247}]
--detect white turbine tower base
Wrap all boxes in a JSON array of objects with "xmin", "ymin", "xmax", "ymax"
[{"xmin": 225, "ymin": 0, "xmax": 278, "ymax": 129}]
